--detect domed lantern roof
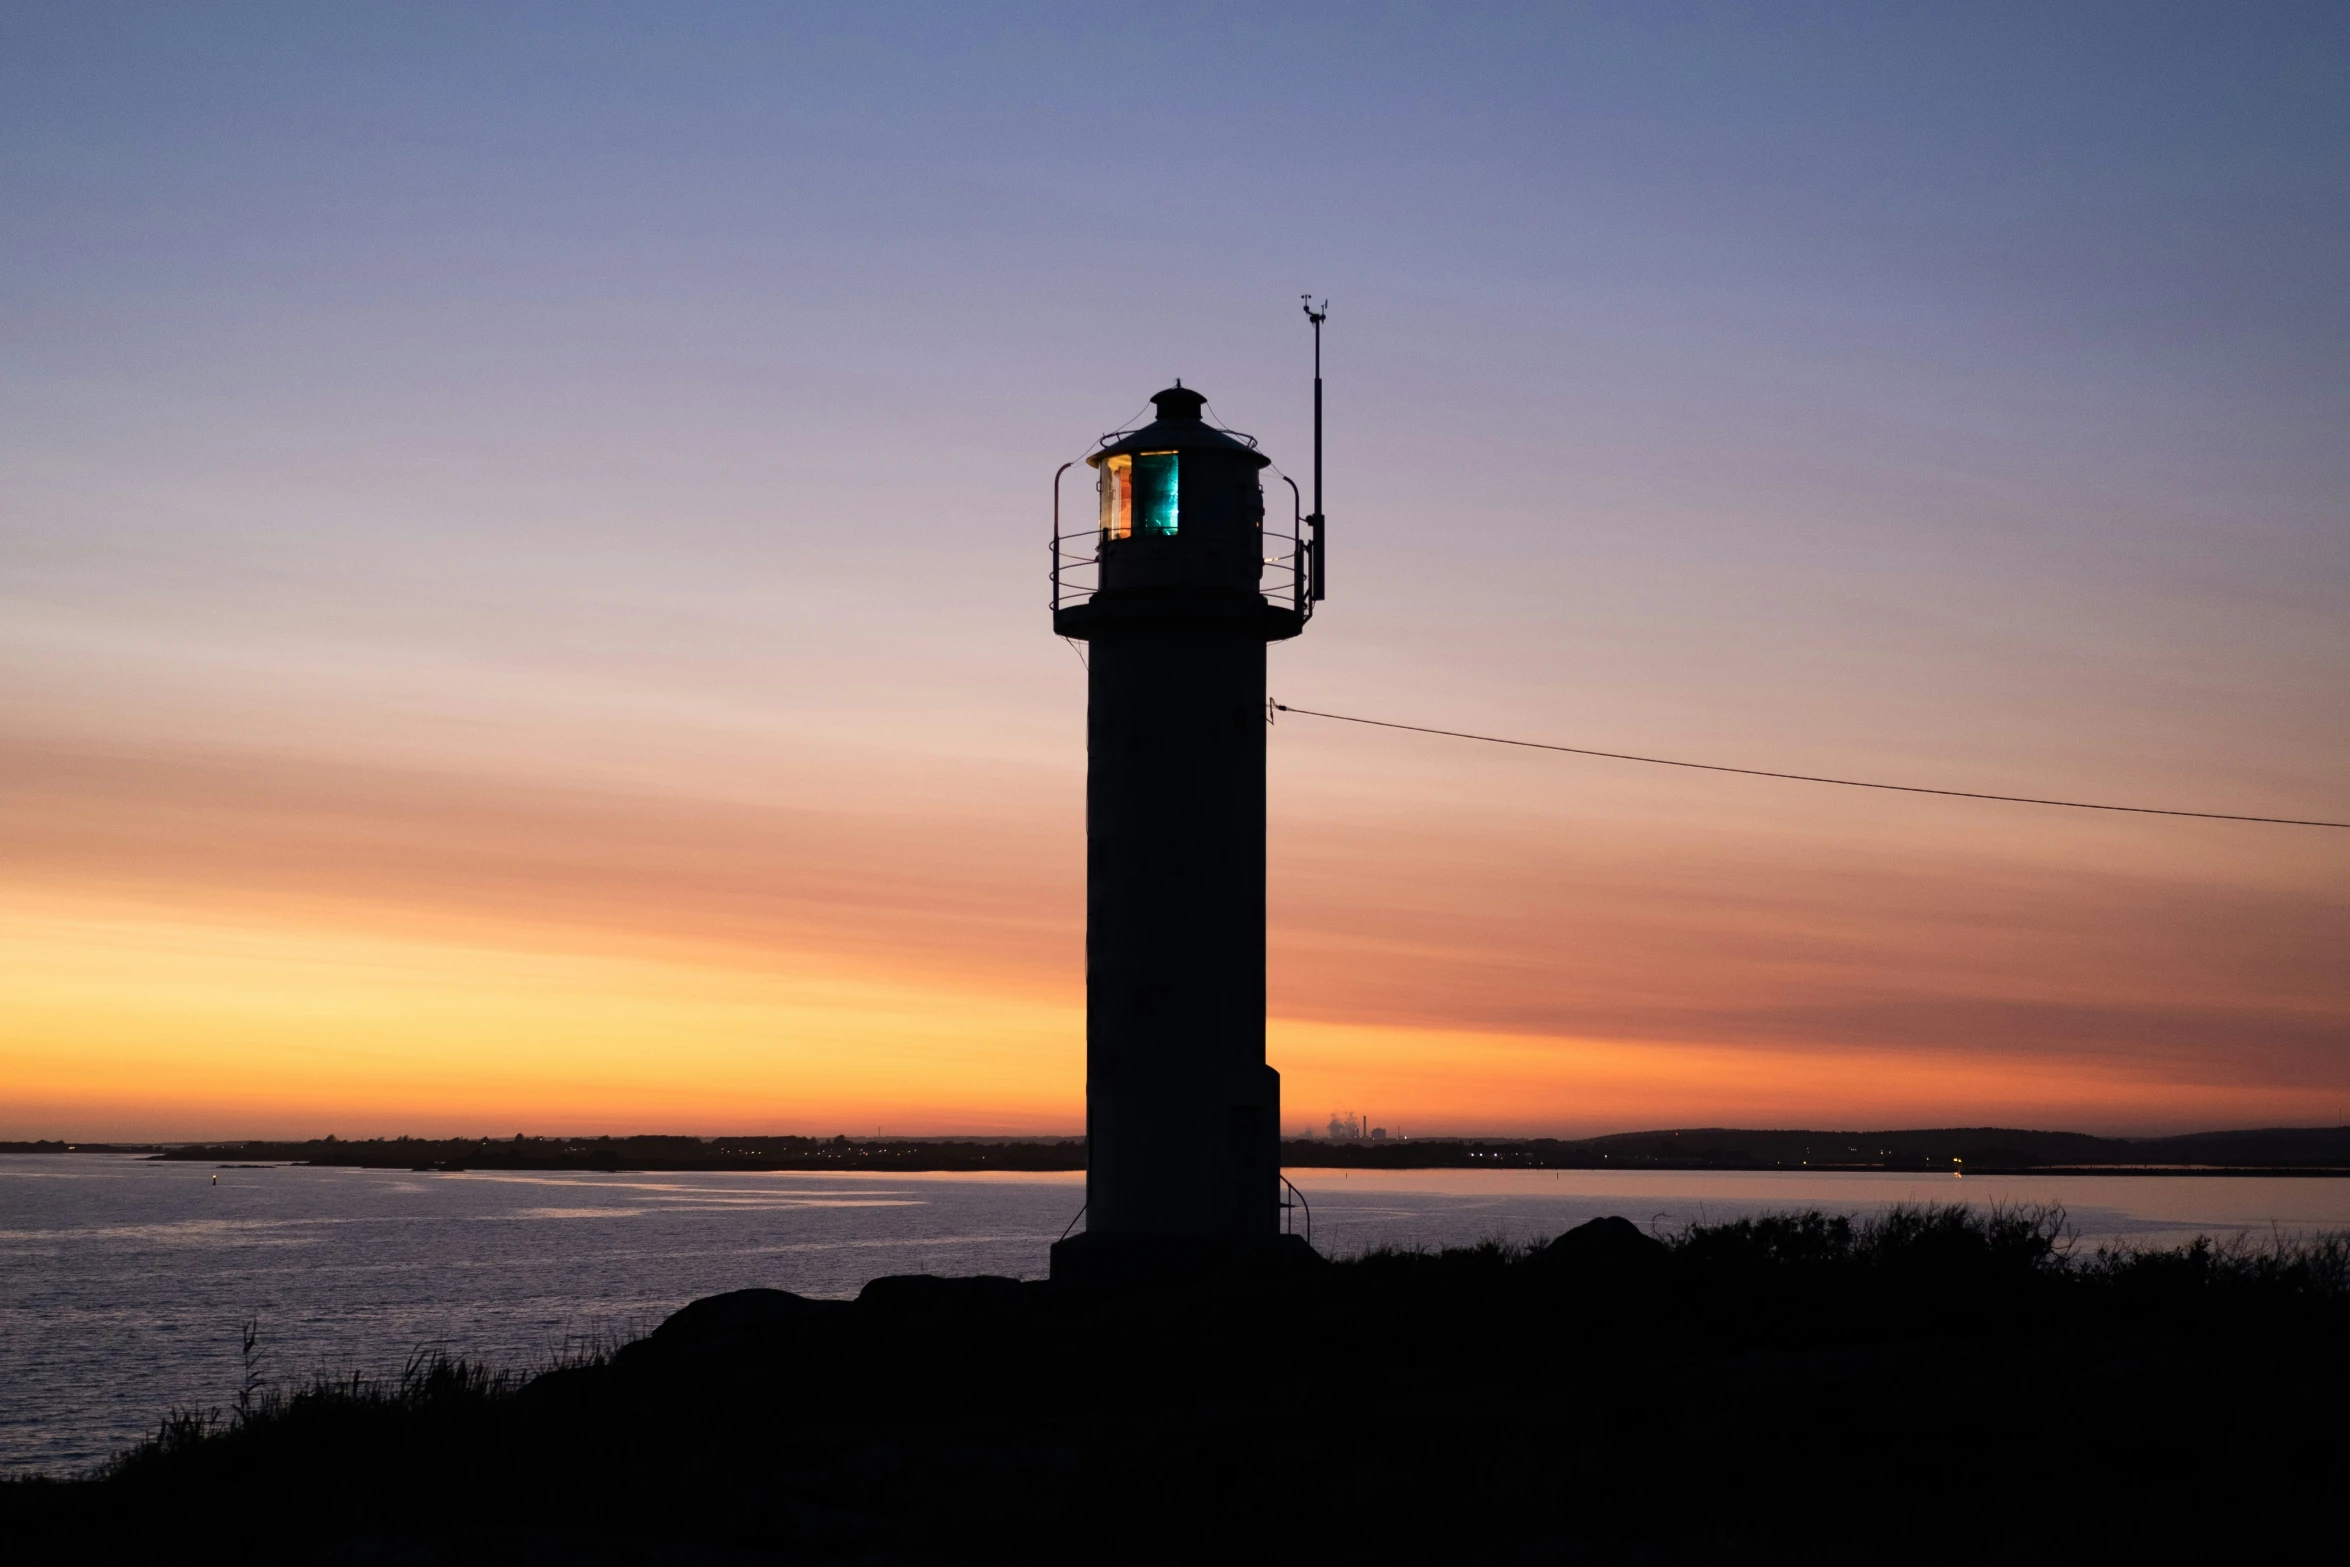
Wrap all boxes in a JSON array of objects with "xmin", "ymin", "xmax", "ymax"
[{"xmin": 1087, "ymin": 385, "xmax": 1271, "ymax": 470}]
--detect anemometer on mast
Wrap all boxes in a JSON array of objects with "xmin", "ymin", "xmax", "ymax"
[
  {"xmin": 1050, "ymin": 297, "xmax": 1333, "ymax": 625},
  {"xmin": 1302, "ymin": 296, "xmax": 1327, "ymax": 603}
]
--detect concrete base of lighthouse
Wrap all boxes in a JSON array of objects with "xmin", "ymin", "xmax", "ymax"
[{"xmin": 1049, "ymin": 1228, "xmax": 1323, "ymax": 1286}]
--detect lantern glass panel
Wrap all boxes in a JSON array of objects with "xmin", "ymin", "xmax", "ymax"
[
  {"xmin": 1133, "ymin": 452, "xmax": 1178, "ymax": 536},
  {"xmin": 1097, "ymin": 451, "xmax": 1179, "ymax": 540},
  {"xmin": 1098, "ymin": 454, "xmax": 1132, "ymax": 539}
]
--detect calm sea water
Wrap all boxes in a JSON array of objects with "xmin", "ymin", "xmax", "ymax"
[{"xmin": 6, "ymin": 1152, "xmax": 2348, "ymax": 1474}]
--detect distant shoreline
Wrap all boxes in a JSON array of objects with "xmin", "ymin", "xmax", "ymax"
[{"xmin": 8, "ymin": 1123, "xmax": 2347, "ymax": 1176}]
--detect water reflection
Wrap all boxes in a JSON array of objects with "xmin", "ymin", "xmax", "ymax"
[
  {"xmin": 3, "ymin": 1154, "xmax": 2344, "ymax": 1474},
  {"xmin": 1285, "ymin": 1166, "xmax": 2350, "ymax": 1257}
]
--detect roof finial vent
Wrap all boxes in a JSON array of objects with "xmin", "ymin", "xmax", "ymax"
[{"xmin": 1150, "ymin": 384, "xmax": 1206, "ymax": 421}]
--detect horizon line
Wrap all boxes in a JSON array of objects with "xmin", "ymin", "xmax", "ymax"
[{"xmin": 13, "ymin": 1121, "xmax": 2350, "ymax": 1147}]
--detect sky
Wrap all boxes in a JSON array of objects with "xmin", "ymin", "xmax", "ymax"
[{"xmin": 3, "ymin": 2, "xmax": 2346, "ymax": 1140}]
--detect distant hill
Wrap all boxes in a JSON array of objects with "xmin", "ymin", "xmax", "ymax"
[
  {"xmin": 1281, "ymin": 1124, "xmax": 2350, "ymax": 1172},
  {"xmin": 80, "ymin": 1124, "xmax": 2350, "ymax": 1173}
]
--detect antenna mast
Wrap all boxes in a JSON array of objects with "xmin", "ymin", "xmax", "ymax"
[{"xmin": 1301, "ymin": 296, "xmax": 1328, "ymax": 601}]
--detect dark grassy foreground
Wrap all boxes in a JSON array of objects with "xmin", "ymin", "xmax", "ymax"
[{"xmin": 8, "ymin": 1207, "xmax": 2348, "ymax": 1565}]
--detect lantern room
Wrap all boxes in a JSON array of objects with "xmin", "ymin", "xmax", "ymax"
[{"xmin": 1083, "ymin": 385, "xmax": 1274, "ymax": 597}]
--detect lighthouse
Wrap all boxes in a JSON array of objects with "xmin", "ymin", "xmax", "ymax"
[{"xmin": 1048, "ymin": 359, "xmax": 1323, "ymax": 1281}]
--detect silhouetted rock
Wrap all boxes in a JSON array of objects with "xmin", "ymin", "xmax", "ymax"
[
  {"xmin": 618, "ymin": 1287, "xmax": 842, "ymax": 1368},
  {"xmin": 855, "ymin": 1273, "xmax": 1030, "ymax": 1314},
  {"xmin": 1532, "ymin": 1215, "xmax": 1669, "ymax": 1273},
  {"xmin": 1264, "ymin": 1232, "xmax": 1331, "ymax": 1270}
]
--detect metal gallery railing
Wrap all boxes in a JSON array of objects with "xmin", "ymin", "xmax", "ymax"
[
  {"xmin": 1051, "ymin": 461, "xmax": 1314, "ymax": 622},
  {"xmin": 1279, "ymin": 1174, "xmax": 1313, "ymax": 1245}
]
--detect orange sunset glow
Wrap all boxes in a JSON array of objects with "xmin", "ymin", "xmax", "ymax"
[
  {"xmin": 6, "ymin": 683, "xmax": 2341, "ymax": 1138},
  {"xmin": 5, "ymin": 7, "xmax": 2346, "ymax": 1145}
]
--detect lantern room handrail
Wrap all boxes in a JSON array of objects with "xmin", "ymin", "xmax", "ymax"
[
  {"xmin": 1050, "ymin": 462, "xmax": 1077, "ymax": 611},
  {"xmin": 1279, "ymin": 1174, "xmax": 1312, "ymax": 1245}
]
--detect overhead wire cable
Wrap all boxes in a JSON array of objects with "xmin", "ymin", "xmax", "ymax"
[
  {"xmin": 1096, "ymin": 400, "xmax": 1155, "ymax": 447},
  {"xmin": 1266, "ymin": 703, "xmax": 2350, "ymax": 829},
  {"xmin": 1197, "ymin": 399, "xmax": 1258, "ymax": 447}
]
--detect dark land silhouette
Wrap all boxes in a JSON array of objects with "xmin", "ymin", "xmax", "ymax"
[
  {"xmin": 7, "ymin": 1204, "xmax": 2346, "ymax": 1563},
  {"xmin": 11, "ymin": 1122, "xmax": 2341, "ymax": 1172}
]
